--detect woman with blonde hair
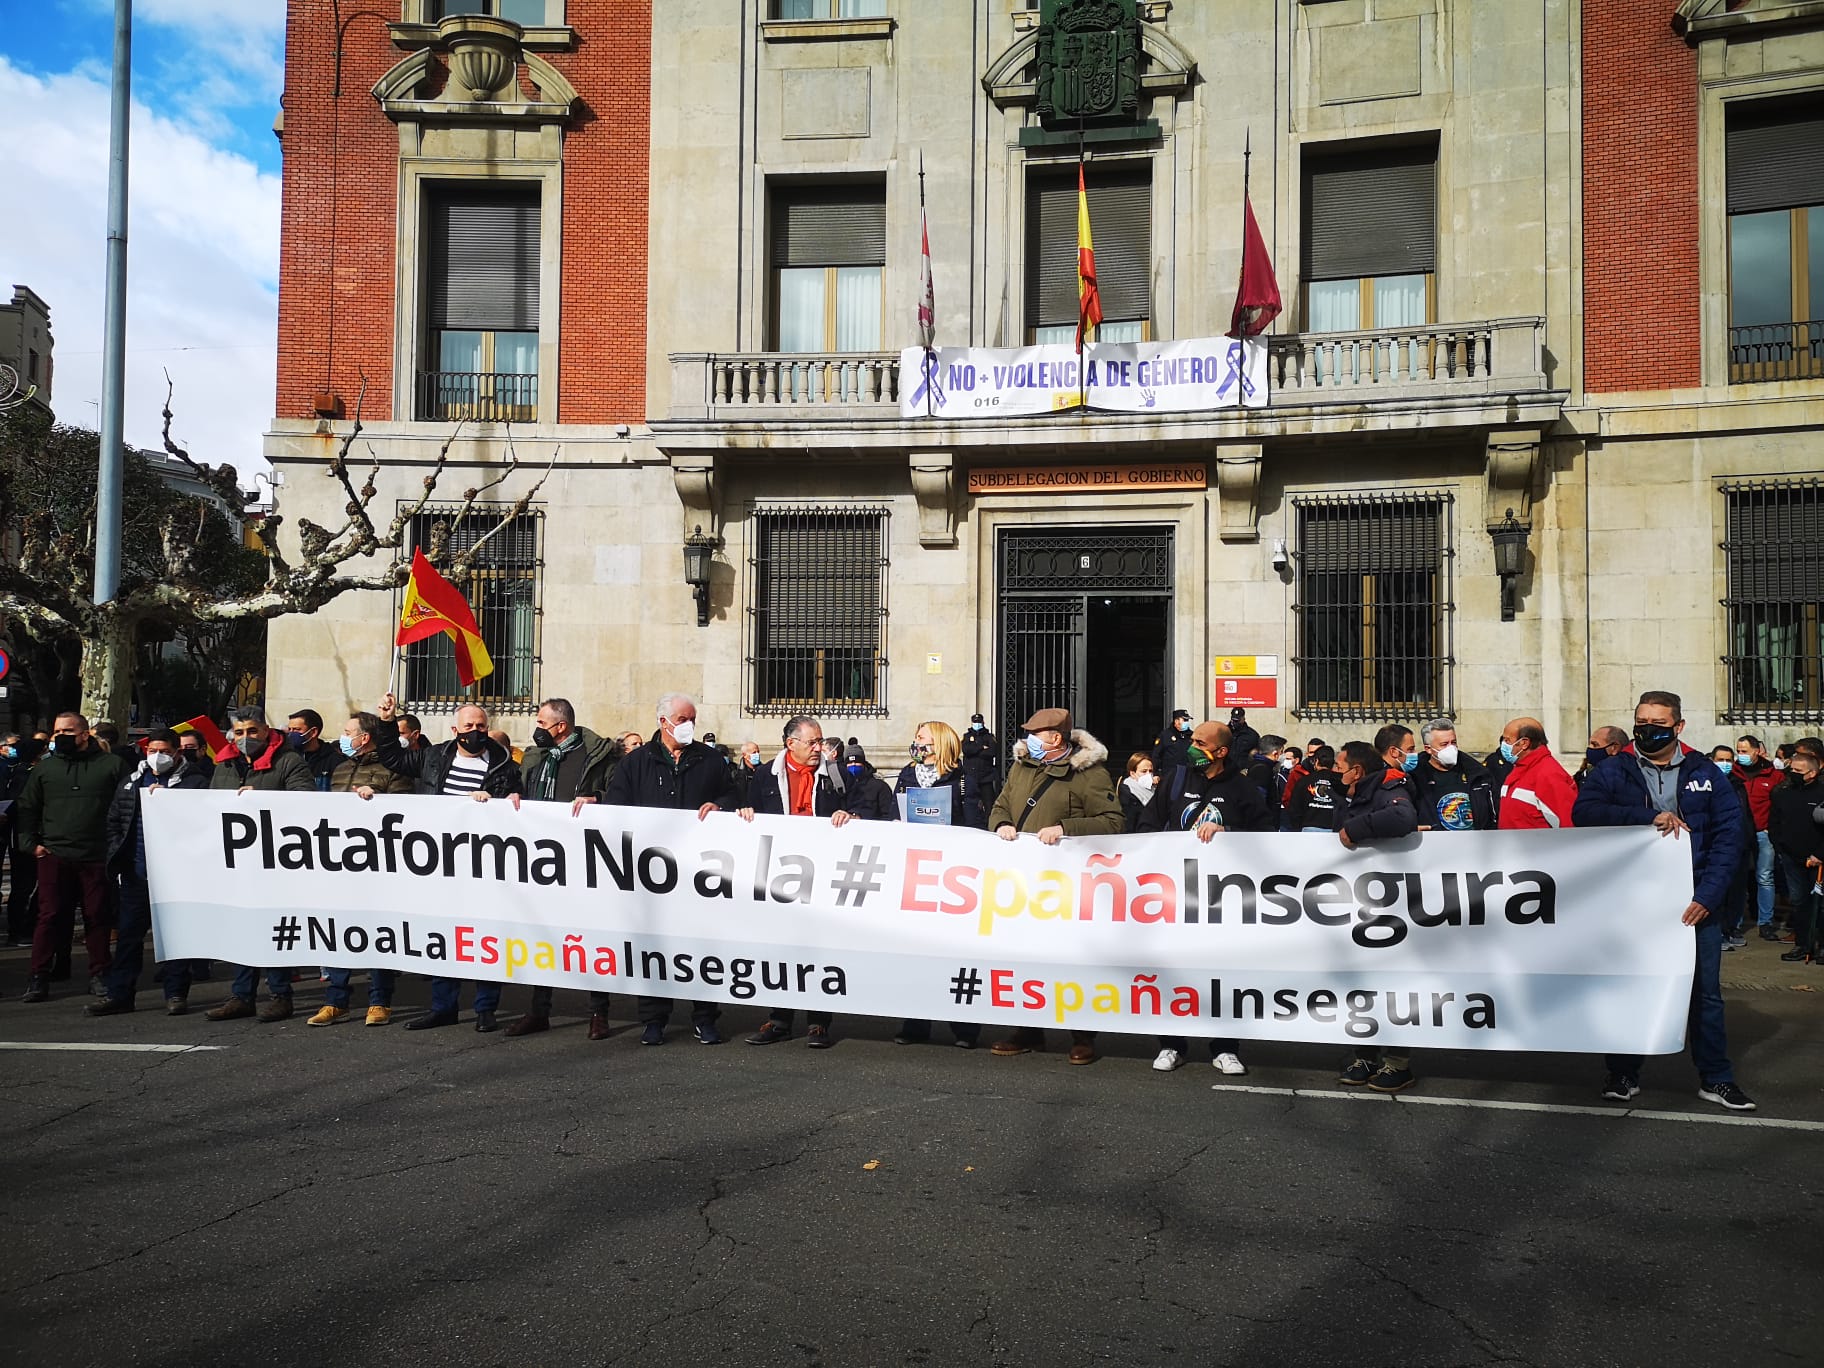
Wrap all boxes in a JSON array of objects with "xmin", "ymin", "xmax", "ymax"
[{"xmin": 893, "ymin": 718, "xmax": 985, "ymax": 1047}]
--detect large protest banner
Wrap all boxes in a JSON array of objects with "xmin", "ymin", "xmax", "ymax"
[
  {"xmin": 145, "ymin": 791, "xmax": 1696, "ymax": 1054},
  {"xmin": 899, "ymin": 335, "xmax": 1268, "ymax": 420}
]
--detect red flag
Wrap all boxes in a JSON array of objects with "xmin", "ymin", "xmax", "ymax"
[
  {"xmin": 1227, "ymin": 195, "xmax": 1282, "ymax": 338},
  {"xmin": 397, "ymin": 549, "xmax": 494, "ymax": 688},
  {"xmin": 1075, "ymin": 162, "xmax": 1102, "ymax": 351},
  {"xmin": 917, "ymin": 208, "xmax": 935, "ymax": 349},
  {"xmin": 175, "ymin": 715, "xmax": 231, "ymax": 760}
]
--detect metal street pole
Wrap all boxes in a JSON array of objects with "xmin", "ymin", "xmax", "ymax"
[{"xmin": 94, "ymin": 0, "xmax": 132, "ymax": 605}]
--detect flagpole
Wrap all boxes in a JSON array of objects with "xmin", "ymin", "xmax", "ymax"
[
  {"xmin": 1077, "ymin": 116, "xmax": 1087, "ymax": 412},
  {"xmin": 919, "ymin": 149, "xmax": 933, "ymax": 419}
]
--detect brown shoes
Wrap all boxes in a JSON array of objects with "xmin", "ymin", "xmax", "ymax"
[
  {"xmin": 505, "ymin": 1014, "xmax": 549, "ymax": 1038},
  {"xmin": 205, "ymin": 996, "xmax": 254, "ymax": 1021},
  {"xmin": 991, "ymin": 1028, "xmax": 1045, "ymax": 1057},
  {"xmin": 587, "ymin": 1013, "xmax": 610, "ymax": 1041},
  {"xmin": 1067, "ymin": 1043, "xmax": 1098, "ymax": 1066},
  {"xmin": 257, "ymin": 995, "xmax": 294, "ymax": 1023}
]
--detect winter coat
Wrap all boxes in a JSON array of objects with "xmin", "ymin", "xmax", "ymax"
[
  {"xmin": 209, "ymin": 732, "xmax": 316, "ymax": 796},
  {"xmin": 604, "ymin": 735, "xmax": 736, "ymax": 812},
  {"xmin": 107, "ymin": 759, "xmax": 211, "ymax": 874},
  {"xmin": 296, "ymin": 741, "xmax": 345, "ymax": 792},
  {"xmin": 520, "ymin": 726, "xmax": 620, "ymax": 803},
  {"xmin": 893, "ymin": 763, "xmax": 988, "ymax": 830},
  {"xmin": 841, "ymin": 764, "xmax": 899, "ymax": 821},
  {"xmin": 372, "ymin": 720, "xmax": 523, "ymax": 799},
  {"xmin": 1339, "ymin": 768, "xmax": 1420, "ymax": 844},
  {"xmin": 1498, "ymin": 745, "xmax": 1578, "ymax": 831},
  {"xmin": 1150, "ymin": 726, "xmax": 1194, "ymax": 773},
  {"xmin": 16, "ymin": 741, "xmax": 135, "ymax": 860},
  {"xmin": 748, "ymin": 755, "xmax": 851, "ymax": 819},
  {"xmin": 1572, "ymin": 746, "xmax": 1746, "ymax": 914},
  {"xmin": 1412, "ymin": 753, "xmax": 1499, "ymax": 832},
  {"xmin": 1244, "ymin": 755, "xmax": 1283, "ymax": 820},
  {"xmin": 988, "ymin": 730, "xmax": 1123, "ymax": 837},
  {"xmin": 1767, "ymin": 772, "xmax": 1824, "ymax": 865},
  {"xmin": 1734, "ymin": 758, "xmax": 1779, "ymax": 831},
  {"xmin": 329, "ymin": 751, "xmax": 416, "ymax": 796},
  {"xmin": 959, "ymin": 727, "xmax": 1003, "ymax": 813}
]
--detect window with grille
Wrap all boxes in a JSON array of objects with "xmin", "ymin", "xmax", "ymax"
[
  {"xmin": 1301, "ymin": 140, "xmax": 1437, "ymax": 332},
  {"xmin": 745, "ymin": 505, "xmax": 889, "ymax": 716},
  {"xmin": 1293, "ymin": 494, "xmax": 1452, "ymax": 718},
  {"xmin": 1726, "ymin": 95, "xmax": 1824, "ymax": 383},
  {"xmin": 1026, "ymin": 161, "xmax": 1152, "ymax": 344},
  {"xmin": 419, "ymin": 182, "xmax": 541, "ymax": 422},
  {"xmin": 398, "ymin": 504, "xmax": 542, "ymax": 710},
  {"xmin": 1723, "ymin": 479, "xmax": 1824, "ymax": 722}
]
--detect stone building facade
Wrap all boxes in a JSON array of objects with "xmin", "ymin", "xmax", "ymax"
[{"xmin": 264, "ymin": 0, "xmax": 1824, "ymax": 762}]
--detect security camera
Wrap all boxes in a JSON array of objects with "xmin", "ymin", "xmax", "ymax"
[{"xmin": 1270, "ymin": 538, "xmax": 1289, "ymax": 572}]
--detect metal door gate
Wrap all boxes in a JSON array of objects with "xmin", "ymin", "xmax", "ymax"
[{"xmin": 995, "ymin": 527, "xmax": 1174, "ymax": 745}]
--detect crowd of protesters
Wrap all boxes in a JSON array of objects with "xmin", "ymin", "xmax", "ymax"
[{"xmin": 5, "ymin": 684, "xmax": 1813, "ymax": 1117}]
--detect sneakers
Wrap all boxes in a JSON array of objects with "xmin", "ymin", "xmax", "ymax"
[
  {"xmin": 1698, "ymin": 1081, "xmax": 1757, "ymax": 1112},
  {"xmin": 693, "ymin": 1021, "xmax": 723, "ymax": 1045},
  {"xmin": 307, "ymin": 1005, "xmax": 347, "ymax": 1027},
  {"xmin": 1367, "ymin": 1065, "xmax": 1415, "ymax": 1093},
  {"xmin": 20, "ymin": 977, "xmax": 49, "ymax": 1003},
  {"xmin": 1338, "ymin": 1058, "xmax": 1377, "ymax": 1085},
  {"xmin": 88, "ymin": 975, "xmax": 107, "ymax": 998},
  {"xmin": 364, "ymin": 1006, "xmax": 392, "ymax": 1027},
  {"xmin": 806, "ymin": 1025, "xmax": 834, "ymax": 1049},
  {"xmin": 1212, "ymin": 1052, "xmax": 1248, "ymax": 1076},
  {"xmin": 1600, "ymin": 1073, "xmax": 1641, "ymax": 1101},
  {"xmin": 205, "ymin": 995, "xmax": 254, "ymax": 1021},
  {"xmin": 1759, "ymin": 925, "xmax": 1783, "ymax": 941},
  {"xmin": 746, "ymin": 1021, "xmax": 791, "ymax": 1045},
  {"xmin": 640, "ymin": 1021, "xmax": 664, "ymax": 1046},
  {"xmin": 257, "ymin": 995, "xmax": 294, "ymax": 1023},
  {"xmin": 1152, "ymin": 1048, "xmax": 1183, "ymax": 1072}
]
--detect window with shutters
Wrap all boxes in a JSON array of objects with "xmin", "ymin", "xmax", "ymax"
[
  {"xmin": 1292, "ymin": 493, "xmax": 1453, "ymax": 718},
  {"xmin": 398, "ymin": 504, "xmax": 543, "ymax": 711},
  {"xmin": 418, "ymin": 182, "xmax": 541, "ymax": 422},
  {"xmin": 1025, "ymin": 161, "xmax": 1151, "ymax": 343},
  {"xmin": 1300, "ymin": 141, "xmax": 1437, "ymax": 333},
  {"xmin": 1726, "ymin": 95, "xmax": 1824, "ymax": 383},
  {"xmin": 771, "ymin": 181, "xmax": 885, "ymax": 348},
  {"xmin": 745, "ymin": 505, "xmax": 890, "ymax": 717},
  {"xmin": 1723, "ymin": 479, "xmax": 1824, "ymax": 722}
]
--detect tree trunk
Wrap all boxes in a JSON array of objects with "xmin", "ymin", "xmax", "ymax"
[{"xmin": 79, "ymin": 609, "xmax": 136, "ymax": 727}]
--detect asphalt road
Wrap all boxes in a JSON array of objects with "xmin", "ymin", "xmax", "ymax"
[{"xmin": 2, "ymin": 943, "xmax": 1821, "ymax": 1368}]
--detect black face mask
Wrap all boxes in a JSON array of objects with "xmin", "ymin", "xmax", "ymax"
[
  {"xmin": 1633, "ymin": 722, "xmax": 1678, "ymax": 755},
  {"xmin": 456, "ymin": 729, "xmax": 488, "ymax": 754},
  {"xmin": 531, "ymin": 727, "xmax": 556, "ymax": 750},
  {"xmin": 51, "ymin": 735, "xmax": 78, "ymax": 757}
]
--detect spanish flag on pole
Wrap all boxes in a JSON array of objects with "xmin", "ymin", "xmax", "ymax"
[
  {"xmin": 1075, "ymin": 162, "xmax": 1103, "ymax": 352},
  {"xmin": 396, "ymin": 548, "xmax": 493, "ymax": 687}
]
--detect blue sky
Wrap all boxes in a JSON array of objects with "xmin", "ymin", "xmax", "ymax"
[{"xmin": 0, "ymin": 0, "xmax": 286, "ymax": 474}]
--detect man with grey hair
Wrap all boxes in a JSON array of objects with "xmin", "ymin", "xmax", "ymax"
[
  {"xmin": 374, "ymin": 692, "xmax": 523, "ymax": 1031},
  {"xmin": 603, "ymin": 691, "xmax": 738, "ymax": 1044},
  {"xmin": 1410, "ymin": 717, "xmax": 1497, "ymax": 833},
  {"xmin": 203, "ymin": 706, "xmax": 316, "ymax": 1022}
]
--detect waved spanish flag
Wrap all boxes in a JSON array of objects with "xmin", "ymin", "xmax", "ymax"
[
  {"xmin": 1075, "ymin": 162, "xmax": 1102, "ymax": 351},
  {"xmin": 397, "ymin": 548, "xmax": 493, "ymax": 687}
]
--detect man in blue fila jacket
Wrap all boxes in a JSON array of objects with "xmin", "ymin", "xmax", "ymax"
[{"xmin": 1572, "ymin": 689, "xmax": 1756, "ymax": 1112}]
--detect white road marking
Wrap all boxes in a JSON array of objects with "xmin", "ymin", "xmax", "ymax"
[
  {"xmin": 0, "ymin": 1042, "xmax": 226, "ymax": 1053},
  {"xmin": 1212, "ymin": 1083, "xmax": 1824, "ymax": 1131}
]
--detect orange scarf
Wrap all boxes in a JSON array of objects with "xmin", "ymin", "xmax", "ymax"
[{"xmin": 784, "ymin": 754, "xmax": 816, "ymax": 815}]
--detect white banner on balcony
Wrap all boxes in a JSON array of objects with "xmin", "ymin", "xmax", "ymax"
[{"xmin": 900, "ymin": 336, "xmax": 1268, "ymax": 420}]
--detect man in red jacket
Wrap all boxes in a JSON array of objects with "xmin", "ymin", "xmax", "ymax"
[
  {"xmin": 1496, "ymin": 717, "xmax": 1577, "ymax": 830},
  {"xmin": 1731, "ymin": 734, "xmax": 1782, "ymax": 942}
]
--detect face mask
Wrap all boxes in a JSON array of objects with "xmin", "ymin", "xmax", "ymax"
[
  {"xmin": 1633, "ymin": 722, "xmax": 1678, "ymax": 755},
  {"xmin": 745, "ymin": 753, "xmax": 761, "ymax": 768},
  {"xmin": 456, "ymin": 729, "xmax": 488, "ymax": 754},
  {"xmin": 145, "ymin": 752, "xmax": 177, "ymax": 776},
  {"xmin": 339, "ymin": 735, "xmax": 359, "ymax": 758},
  {"xmin": 1400, "ymin": 751, "xmax": 1420, "ymax": 773},
  {"xmin": 668, "ymin": 719, "xmax": 695, "ymax": 747},
  {"xmin": 531, "ymin": 726, "xmax": 556, "ymax": 750},
  {"xmin": 1175, "ymin": 719, "xmax": 1190, "ymax": 733},
  {"xmin": 286, "ymin": 730, "xmax": 310, "ymax": 750},
  {"xmin": 1735, "ymin": 752, "xmax": 1755, "ymax": 767},
  {"xmin": 1125, "ymin": 773, "xmax": 1155, "ymax": 794},
  {"xmin": 236, "ymin": 735, "xmax": 263, "ymax": 758},
  {"xmin": 1433, "ymin": 744, "xmax": 1459, "ymax": 768},
  {"xmin": 1498, "ymin": 740, "xmax": 1517, "ymax": 764},
  {"xmin": 2, "ymin": 746, "xmax": 14, "ymax": 760},
  {"xmin": 846, "ymin": 763, "xmax": 863, "ymax": 776},
  {"xmin": 970, "ymin": 723, "xmax": 983, "ymax": 732},
  {"xmin": 1773, "ymin": 757, "xmax": 1787, "ymax": 771},
  {"xmin": 1024, "ymin": 734, "xmax": 1048, "ymax": 761},
  {"xmin": 1584, "ymin": 747, "xmax": 1610, "ymax": 770},
  {"xmin": 1715, "ymin": 759, "xmax": 1733, "ymax": 774}
]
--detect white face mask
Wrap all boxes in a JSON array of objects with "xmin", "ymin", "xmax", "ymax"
[
  {"xmin": 668, "ymin": 718, "xmax": 695, "ymax": 747},
  {"xmin": 1125, "ymin": 773, "xmax": 1156, "ymax": 796},
  {"xmin": 145, "ymin": 751, "xmax": 177, "ymax": 776},
  {"xmin": 1434, "ymin": 744, "xmax": 1459, "ymax": 768}
]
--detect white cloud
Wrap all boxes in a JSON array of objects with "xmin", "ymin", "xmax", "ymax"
[{"xmin": 0, "ymin": 55, "xmax": 279, "ymax": 480}]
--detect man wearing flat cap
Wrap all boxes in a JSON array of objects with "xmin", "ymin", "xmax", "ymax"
[{"xmin": 987, "ymin": 706, "xmax": 1124, "ymax": 1065}]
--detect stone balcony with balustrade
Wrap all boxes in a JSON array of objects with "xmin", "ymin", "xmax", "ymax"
[{"xmin": 658, "ymin": 316, "xmax": 1565, "ymax": 453}]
